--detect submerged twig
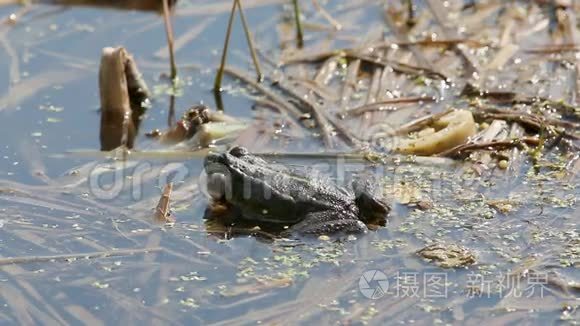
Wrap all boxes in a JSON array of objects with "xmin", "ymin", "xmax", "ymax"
[
  {"xmin": 0, "ymin": 247, "xmax": 163, "ymax": 266},
  {"xmin": 288, "ymin": 76, "xmax": 339, "ymax": 101},
  {"xmin": 0, "ymin": 31, "xmax": 20, "ymax": 85},
  {"xmin": 462, "ymin": 83, "xmax": 580, "ymax": 119},
  {"xmin": 222, "ymin": 66, "xmax": 302, "ymax": 118},
  {"xmin": 348, "ymin": 52, "xmax": 449, "ymax": 81},
  {"xmin": 525, "ymin": 44, "xmax": 580, "ymax": 54},
  {"xmin": 275, "ymin": 80, "xmax": 334, "ymax": 148},
  {"xmin": 345, "ymin": 97, "xmax": 436, "ymax": 116},
  {"xmin": 206, "ymin": 224, "xmax": 278, "ymax": 241},
  {"xmin": 311, "ymin": 0, "xmax": 341, "ymax": 30},
  {"xmin": 280, "ymin": 38, "xmax": 487, "ymax": 65},
  {"xmin": 473, "ymin": 108, "xmax": 580, "ymax": 139},
  {"xmin": 281, "ymin": 49, "xmax": 448, "ymax": 80},
  {"xmin": 438, "ymin": 137, "xmax": 541, "ymax": 158}
]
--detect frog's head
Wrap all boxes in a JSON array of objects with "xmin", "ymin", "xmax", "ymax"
[{"xmin": 203, "ymin": 146, "xmax": 253, "ymax": 201}]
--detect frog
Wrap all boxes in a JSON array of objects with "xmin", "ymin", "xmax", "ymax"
[
  {"xmin": 203, "ymin": 146, "xmax": 390, "ymax": 235},
  {"xmin": 416, "ymin": 243, "xmax": 476, "ymax": 268}
]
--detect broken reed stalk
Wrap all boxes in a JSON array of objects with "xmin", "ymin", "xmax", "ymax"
[
  {"xmin": 99, "ymin": 47, "xmax": 150, "ymax": 151},
  {"xmin": 154, "ymin": 182, "xmax": 175, "ymax": 223},
  {"xmin": 406, "ymin": 0, "xmax": 415, "ymax": 27},
  {"xmin": 292, "ymin": 0, "xmax": 304, "ymax": 48},
  {"xmin": 214, "ymin": 0, "xmax": 263, "ymax": 92},
  {"xmin": 214, "ymin": 0, "xmax": 239, "ymax": 92},
  {"xmin": 235, "ymin": 0, "xmax": 263, "ymax": 82},
  {"xmin": 162, "ymin": 0, "xmax": 177, "ymax": 81},
  {"xmin": 168, "ymin": 94, "xmax": 176, "ymax": 125}
]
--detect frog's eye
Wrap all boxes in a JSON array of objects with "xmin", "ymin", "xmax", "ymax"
[
  {"xmin": 207, "ymin": 172, "xmax": 227, "ymax": 199},
  {"xmin": 229, "ymin": 146, "xmax": 248, "ymax": 157}
]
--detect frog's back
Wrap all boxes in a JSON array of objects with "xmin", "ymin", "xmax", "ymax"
[{"xmin": 269, "ymin": 166, "xmax": 354, "ymax": 212}]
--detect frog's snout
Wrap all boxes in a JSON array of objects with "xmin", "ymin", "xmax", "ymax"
[
  {"xmin": 203, "ymin": 152, "xmax": 232, "ymax": 200},
  {"xmin": 207, "ymin": 172, "xmax": 227, "ymax": 200}
]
